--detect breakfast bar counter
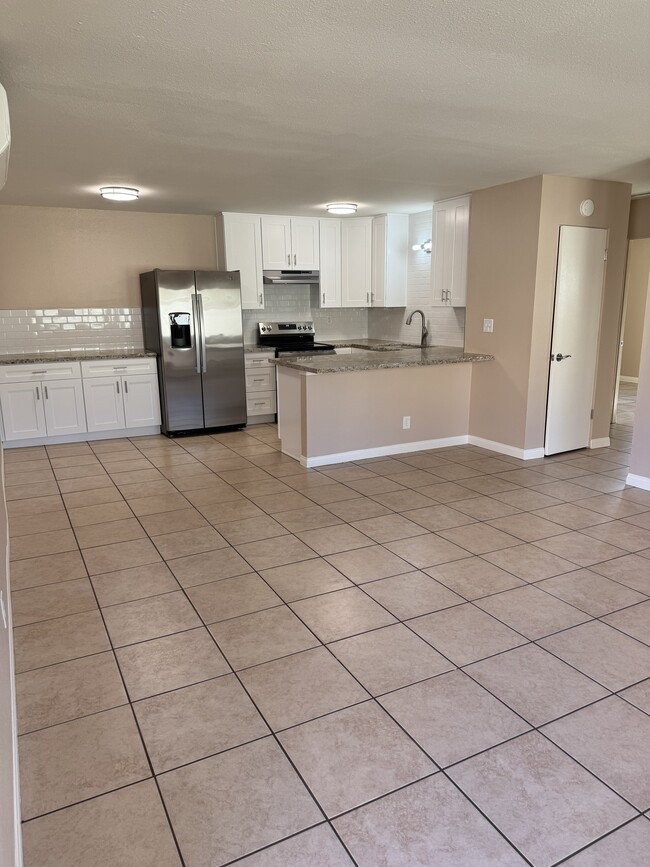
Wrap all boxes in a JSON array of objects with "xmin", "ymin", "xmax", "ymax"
[{"xmin": 273, "ymin": 347, "xmax": 493, "ymax": 467}]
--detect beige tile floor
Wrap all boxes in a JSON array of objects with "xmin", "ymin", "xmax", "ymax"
[{"xmin": 7, "ymin": 415, "xmax": 650, "ymax": 866}]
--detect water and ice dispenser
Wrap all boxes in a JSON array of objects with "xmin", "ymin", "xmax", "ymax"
[{"xmin": 169, "ymin": 312, "xmax": 192, "ymax": 348}]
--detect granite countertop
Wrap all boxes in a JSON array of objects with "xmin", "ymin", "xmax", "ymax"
[
  {"xmin": 0, "ymin": 350, "xmax": 157, "ymax": 365},
  {"xmin": 272, "ymin": 346, "xmax": 494, "ymax": 374}
]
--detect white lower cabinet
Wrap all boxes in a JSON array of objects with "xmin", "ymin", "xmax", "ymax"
[
  {"xmin": 42, "ymin": 379, "xmax": 87, "ymax": 436},
  {"xmin": 0, "ymin": 382, "xmax": 47, "ymax": 441},
  {"xmin": 123, "ymin": 374, "xmax": 161, "ymax": 428},
  {"xmin": 82, "ymin": 378, "xmax": 126, "ymax": 432},
  {"xmin": 244, "ymin": 352, "xmax": 276, "ymax": 423},
  {"xmin": 81, "ymin": 359, "xmax": 161, "ymax": 433},
  {"xmin": 0, "ymin": 357, "xmax": 161, "ymax": 445},
  {"xmin": 0, "ymin": 363, "xmax": 88, "ymax": 443}
]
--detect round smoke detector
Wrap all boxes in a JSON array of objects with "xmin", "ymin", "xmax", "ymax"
[{"xmin": 580, "ymin": 199, "xmax": 595, "ymax": 217}]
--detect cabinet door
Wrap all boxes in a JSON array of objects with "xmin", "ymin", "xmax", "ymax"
[
  {"xmin": 261, "ymin": 216, "xmax": 292, "ymax": 269},
  {"xmin": 223, "ymin": 213, "xmax": 265, "ymax": 310},
  {"xmin": 123, "ymin": 374, "xmax": 161, "ymax": 428},
  {"xmin": 341, "ymin": 218, "xmax": 372, "ymax": 308},
  {"xmin": 82, "ymin": 378, "xmax": 126, "ymax": 432},
  {"xmin": 431, "ymin": 203, "xmax": 452, "ymax": 305},
  {"xmin": 0, "ymin": 383, "xmax": 47, "ymax": 441},
  {"xmin": 318, "ymin": 220, "xmax": 342, "ymax": 308},
  {"xmin": 291, "ymin": 218, "xmax": 320, "ymax": 268},
  {"xmin": 371, "ymin": 216, "xmax": 387, "ymax": 306},
  {"xmin": 448, "ymin": 197, "xmax": 470, "ymax": 307},
  {"xmin": 431, "ymin": 196, "xmax": 470, "ymax": 307},
  {"xmin": 43, "ymin": 379, "xmax": 87, "ymax": 436}
]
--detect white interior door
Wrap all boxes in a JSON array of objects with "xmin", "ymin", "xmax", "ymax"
[{"xmin": 545, "ymin": 226, "xmax": 607, "ymax": 455}]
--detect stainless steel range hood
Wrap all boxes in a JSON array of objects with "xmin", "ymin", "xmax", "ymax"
[{"xmin": 263, "ymin": 270, "xmax": 320, "ymax": 285}]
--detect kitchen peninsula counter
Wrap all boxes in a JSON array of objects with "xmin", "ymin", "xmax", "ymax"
[
  {"xmin": 273, "ymin": 346, "xmax": 493, "ymax": 374},
  {"xmin": 275, "ymin": 346, "xmax": 493, "ymax": 467}
]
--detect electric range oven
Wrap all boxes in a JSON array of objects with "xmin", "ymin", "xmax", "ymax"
[{"xmin": 257, "ymin": 322, "xmax": 336, "ymax": 358}]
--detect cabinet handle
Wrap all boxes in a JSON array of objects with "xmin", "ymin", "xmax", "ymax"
[
  {"xmin": 287, "ymin": 254, "xmax": 291, "ymax": 265},
  {"xmin": 366, "ymin": 292, "xmax": 369, "ymax": 304},
  {"xmin": 35, "ymin": 386, "xmax": 40, "ymax": 401},
  {"xmin": 124, "ymin": 380, "xmax": 129, "ymax": 394},
  {"xmin": 116, "ymin": 380, "xmax": 120, "ymax": 394},
  {"xmin": 113, "ymin": 366, "xmax": 127, "ymax": 370},
  {"xmin": 251, "ymin": 377, "xmax": 265, "ymax": 382},
  {"xmin": 259, "ymin": 293, "xmax": 263, "ymax": 306},
  {"xmin": 44, "ymin": 386, "xmax": 49, "ymax": 400},
  {"xmin": 322, "ymin": 292, "xmax": 325, "ymax": 304},
  {"xmin": 294, "ymin": 253, "xmax": 297, "ymax": 265}
]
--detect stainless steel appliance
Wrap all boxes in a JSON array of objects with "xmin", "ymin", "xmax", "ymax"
[
  {"xmin": 140, "ymin": 269, "xmax": 246, "ymax": 434},
  {"xmin": 262, "ymin": 270, "xmax": 320, "ymax": 284},
  {"xmin": 258, "ymin": 321, "xmax": 335, "ymax": 357}
]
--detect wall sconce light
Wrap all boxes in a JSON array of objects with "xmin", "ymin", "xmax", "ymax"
[{"xmin": 412, "ymin": 239, "xmax": 432, "ymax": 253}]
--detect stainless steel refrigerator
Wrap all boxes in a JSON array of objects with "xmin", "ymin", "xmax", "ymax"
[{"xmin": 140, "ymin": 269, "xmax": 247, "ymax": 434}]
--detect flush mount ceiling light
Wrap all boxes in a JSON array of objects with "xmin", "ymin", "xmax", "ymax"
[
  {"xmin": 412, "ymin": 239, "xmax": 432, "ymax": 253},
  {"xmin": 100, "ymin": 186, "xmax": 139, "ymax": 202},
  {"xmin": 326, "ymin": 202, "xmax": 357, "ymax": 215}
]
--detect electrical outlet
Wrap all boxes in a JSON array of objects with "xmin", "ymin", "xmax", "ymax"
[
  {"xmin": 403, "ymin": 416, "xmax": 411, "ymax": 429},
  {"xmin": 483, "ymin": 319, "xmax": 494, "ymax": 333}
]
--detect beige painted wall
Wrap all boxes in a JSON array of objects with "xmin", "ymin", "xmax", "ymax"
[
  {"xmin": 629, "ymin": 196, "xmax": 650, "ymax": 240},
  {"xmin": 621, "ymin": 240, "xmax": 650, "ymax": 379},
  {"xmin": 464, "ymin": 176, "xmax": 543, "ymax": 449},
  {"xmin": 465, "ymin": 175, "xmax": 631, "ymax": 451},
  {"xmin": 0, "ymin": 206, "xmax": 218, "ymax": 309},
  {"xmin": 629, "ymin": 275, "xmax": 650, "ymax": 482},
  {"xmin": 0, "ymin": 451, "xmax": 21, "ymax": 867},
  {"xmin": 297, "ymin": 364, "xmax": 472, "ymax": 459}
]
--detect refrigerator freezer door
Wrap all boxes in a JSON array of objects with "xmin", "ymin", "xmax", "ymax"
[
  {"xmin": 195, "ymin": 271, "xmax": 247, "ymax": 428},
  {"xmin": 151, "ymin": 270, "xmax": 204, "ymax": 432}
]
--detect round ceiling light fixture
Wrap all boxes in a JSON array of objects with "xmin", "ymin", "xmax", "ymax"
[
  {"xmin": 100, "ymin": 186, "xmax": 140, "ymax": 202},
  {"xmin": 326, "ymin": 202, "xmax": 358, "ymax": 215}
]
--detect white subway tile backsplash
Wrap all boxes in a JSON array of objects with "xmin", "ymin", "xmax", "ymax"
[{"xmin": 0, "ymin": 307, "xmax": 145, "ymax": 355}]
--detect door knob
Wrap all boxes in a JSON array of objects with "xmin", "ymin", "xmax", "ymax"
[{"xmin": 553, "ymin": 353, "xmax": 572, "ymax": 361}]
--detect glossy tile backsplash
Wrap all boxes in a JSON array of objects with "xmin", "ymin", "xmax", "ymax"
[{"xmin": 0, "ymin": 308, "xmax": 144, "ymax": 355}]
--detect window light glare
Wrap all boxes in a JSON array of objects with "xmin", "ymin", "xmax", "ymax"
[
  {"xmin": 326, "ymin": 202, "xmax": 358, "ymax": 215},
  {"xmin": 100, "ymin": 186, "xmax": 139, "ymax": 202}
]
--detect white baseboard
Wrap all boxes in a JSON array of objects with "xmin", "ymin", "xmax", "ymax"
[
  {"xmin": 620, "ymin": 376, "xmax": 639, "ymax": 383},
  {"xmin": 626, "ymin": 473, "xmax": 650, "ymax": 491},
  {"xmin": 467, "ymin": 436, "xmax": 545, "ymax": 461},
  {"xmin": 4, "ymin": 426, "xmax": 161, "ymax": 448},
  {"xmin": 301, "ymin": 435, "xmax": 470, "ymax": 468},
  {"xmin": 589, "ymin": 437, "xmax": 611, "ymax": 449}
]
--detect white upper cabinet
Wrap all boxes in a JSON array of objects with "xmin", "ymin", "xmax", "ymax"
[
  {"xmin": 431, "ymin": 195, "xmax": 471, "ymax": 307},
  {"xmin": 341, "ymin": 217, "xmax": 373, "ymax": 307},
  {"xmin": 261, "ymin": 216, "xmax": 292, "ymax": 269},
  {"xmin": 290, "ymin": 218, "xmax": 320, "ymax": 269},
  {"xmin": 318, "ymin": 219, "xmax": 342, "ymax": 308},
  {"xmin": 261, "ymin": 216, "xmax": 320, "ymax": 270},
  {"xmin": 371, "ymin": 214, "xmax": 409, "ymax": 307},
  {"xmin": 219, "ymin": 213, "xmax": 265, "ymax": 310}
]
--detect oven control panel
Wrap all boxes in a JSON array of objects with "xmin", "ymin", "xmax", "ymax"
[{"xmin": 258, "ymin": 322, "xmax": 315, "ymax": 335}]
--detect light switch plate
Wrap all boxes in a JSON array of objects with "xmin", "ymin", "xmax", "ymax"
[{"xmin": 483, "ymin": 319, "xmax": 494, "ymax": 333}]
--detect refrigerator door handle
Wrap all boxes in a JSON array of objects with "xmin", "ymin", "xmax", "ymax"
[
  {"xmin": 197, "ymin": 294, "xmax": 208, "ymax": 373},
  {"xmin": 191, "ymin": 293, "xmax": 202, "ymax": 374}
]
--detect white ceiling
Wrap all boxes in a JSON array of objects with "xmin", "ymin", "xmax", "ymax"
[{"xmin": 0, "ymin": 0, "xmax": 649, "ymax": 216}]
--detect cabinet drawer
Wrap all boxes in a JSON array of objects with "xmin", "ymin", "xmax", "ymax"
[
  {"xmin": 0, "ymin": 361, "xmax": 82, "ymax": 383},
  {"xmin": 81, "ymin": 357, "xmax": 157, "ymax": 378},
  {"xmin": 245, "ymin": 369, "xmax": 274, "ymax": 392},
  {"xmin": 247, "ymin": 391, "xmax": 277, "ymax": 416},
  {"xmin": 244, "ymin": 353, "xmax": 274, "ymax": 369}
]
